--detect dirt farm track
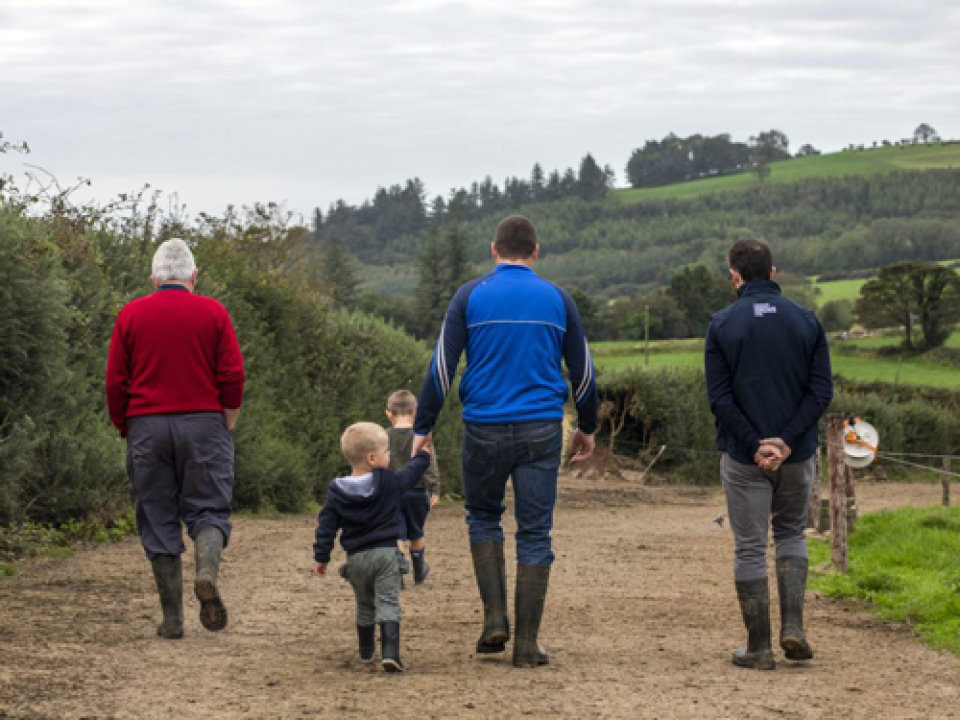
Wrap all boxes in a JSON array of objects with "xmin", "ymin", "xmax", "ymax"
[{"xmin": 2, "ymin": 478, "xmax": 959, "ymax": 719}]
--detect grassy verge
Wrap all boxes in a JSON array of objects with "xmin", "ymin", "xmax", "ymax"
[
  {"xmin": 0, "ymin": 511, "xmax": 137, "ymax": 579},
  {"xmin": 808, "ymin": 506, "xmax": 960, "ymax": 657}
]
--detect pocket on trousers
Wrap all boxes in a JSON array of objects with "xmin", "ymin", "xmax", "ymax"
[
  {"xmin": 525, "ymin": 425, "xmax": 562, "ymax": 465},
  {"xmin": 463, "ymin": 430, "xmax": 499, "ymax": 477}
]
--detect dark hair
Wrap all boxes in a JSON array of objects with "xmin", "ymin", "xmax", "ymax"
[
  {"xmin": 494, "ymin": 215, "xmax": 538, "ymax": 260},
  {"xmin": 728, "ymin": 240, "xmax": 773, "ymax": 283},
  {"xmin": 386, "ymin": 389, "xmax": 416, "ymax": 416}
]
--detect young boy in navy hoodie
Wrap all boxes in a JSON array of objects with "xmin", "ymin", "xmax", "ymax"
[{"xmin": 313, "ymin": 422, "xmax": 433, "ymax": 672}]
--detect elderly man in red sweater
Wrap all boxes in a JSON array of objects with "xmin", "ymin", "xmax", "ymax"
[{"xmin": 106, "ymin": 238, "xmax": 246, "ymax": 639}]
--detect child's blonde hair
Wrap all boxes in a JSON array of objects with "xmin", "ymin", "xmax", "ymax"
[
  {"xmin": 386, "ymin": 389, "xmax": 417, "ymax": 417},
  {"xmin": 341, "ymin": 422, "xmax": 388, "ymax": 466}
]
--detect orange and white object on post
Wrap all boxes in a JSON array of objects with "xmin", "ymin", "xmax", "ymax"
[{"xmin": 843, "ymin": 417, "xmax": 879, "ymax": 469}]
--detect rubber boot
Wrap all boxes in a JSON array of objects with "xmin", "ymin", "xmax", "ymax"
[
  {"xmin": 471, "ymin": 541, "xmax": 509, "ymax": 654},
  {"xmin": 777, "ymin": 557, "xmax": 814, "ymax": 660},
  {"xmin": 512, "ymin": 564, "xmax": 550, "ymax": 668},
  {"xmin": 732, "ymin": 579, "xmax": 776, "ymax": 670},
  {"xmin": 194, "ymin": 525, "xmax": 228, "ymax": 632},
  {"xmin": 150, "ymin": 555, "xmax": 184, "ymax": 639},
  {"xmin": 380, "ymin": 621, "xmax": 403, "ymax": 672},
  {"xmin": 411, "ymin": 549, "xmax": 430, "ymax": 585},
  {"xmin": 357, "ymin": 624, "xmax": 376, "ymax": 663}
]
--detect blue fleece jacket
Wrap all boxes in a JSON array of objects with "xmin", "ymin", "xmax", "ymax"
[
  {"xmin": 705, "ymin": 280, "xmax": 833, "ymax": 465},
  {"xmin": 414, "ymin": 264, "xmax": 598, "ymax": 436},
  {"xmin": 313, "ymin": 453, "xmax": 430, "ymax": 563}
]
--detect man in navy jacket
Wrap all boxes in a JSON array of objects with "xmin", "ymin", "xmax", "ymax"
[
  {"xmin": 412, "ymin": 215, "xmax": 598, "ymax": 668},
  {"xmin": 705, "ymin": 239, "xmax": 833, "ymax": 671}
]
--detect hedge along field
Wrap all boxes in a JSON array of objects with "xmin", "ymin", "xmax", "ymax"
[
  {"xmin": 0, "ymin": 206, "xmax": 463, "ymax": 529},
  {"xmin": 593, "ymin": 340, "xmax": 960, "ymax": 389},
  {"xmin": 595, "ymin": 366, "xmax": 960, "ymax": 483},
  {"xmin": 615, "ymin": 143, "xmax": 960, "ymax": 204}
]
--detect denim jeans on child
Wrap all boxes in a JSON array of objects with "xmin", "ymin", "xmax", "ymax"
[{"xmin": 461, "ymin": 421, "xmax": 563, "ymax": 567}]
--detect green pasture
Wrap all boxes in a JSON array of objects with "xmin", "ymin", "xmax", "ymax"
[
  {"xmin": 616, "ymin": 143, "xmax": 960, "ymax": 204},
  {"xmin": 593, "ymin": 340, "xmax": 960, "ymax": 389},
  {"xmin": 812, "ymin": 278, "xmax": 866, "ymax": 304},
  {"xmin": 809, "ymin": 507, "xmax": 960, "ymax": 657}
]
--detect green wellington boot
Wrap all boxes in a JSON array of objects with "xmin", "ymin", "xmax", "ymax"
[
  {"xmin": 471, "ymin": 541, "xmax": 510, "ymax": 654},
  {"xmin": 194, "ymin": 526, "xmax": 228, "ymax": 632},
  {"xmin": 150, "ymin": 555, "xmax": 184, "ymax": 639},
  {"xmin": 732, "ymin": 579, "xmax": 776, "ymax": 670},
  {"xmin": 512, "ymin": 564, "xmax": 550, "ymax": 668},
  {"xmin": 777, "ymin": 557, "xmax": 814, "ymax": 661}
]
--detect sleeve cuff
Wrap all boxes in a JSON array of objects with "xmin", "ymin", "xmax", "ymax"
[{"xmin": 219, "ymin": 384, "xmax": 244, "ymax": 409}]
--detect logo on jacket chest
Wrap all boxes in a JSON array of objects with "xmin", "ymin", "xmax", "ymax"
[{"xmin": 753, "ymin": 303, "xmax": 778, "ymax": 318}]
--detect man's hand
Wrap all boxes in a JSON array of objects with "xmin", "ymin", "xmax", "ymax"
[
  {"xmin": 224, "ymin": 408, "xmax": 240, "ymax": 432},
  {"xmin": 314, "ymin": 562, "xmax": 327, "ymax": 578},
  {"xmin": 570, "ymin": 430, "xmax": 595, "ymax": 463},
  {"xmin": 430, "ymin": 494, "xmax": 439, "ymax": 509},
  {"xmin": 412, "ymin": 433, "xmax": 433, "ymax": 458},
  {"xmin": 755, "ymin": 438, "xmax": 792, "ymax": 471}
]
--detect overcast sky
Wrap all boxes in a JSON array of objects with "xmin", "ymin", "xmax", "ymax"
[{"xmin": 2, "ymin": 0, "xmax": 958, "ymax": 219}]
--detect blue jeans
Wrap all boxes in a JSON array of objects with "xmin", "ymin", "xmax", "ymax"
[{"xmin": 461, "ymin": 421, "xmax": 563, "ymax": 567}]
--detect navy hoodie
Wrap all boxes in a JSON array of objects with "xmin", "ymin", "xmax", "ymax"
[
  {"xmin": 705, "ymin": 280, "xmax": 833, "ymax": 465},
  {"xmin": 313, "ymin": 452, "xmax": 430, "ymax": 564}
]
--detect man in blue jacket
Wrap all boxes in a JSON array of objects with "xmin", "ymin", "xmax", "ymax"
[
  {"xmin": 705, "ymin": 239, "xmax": 833, "ymax": 671},
  {"xmin": 413, "ymin": 215, "xmax": 598, "ymax": 668}
]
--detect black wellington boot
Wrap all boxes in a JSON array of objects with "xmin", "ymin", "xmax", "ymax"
[
  {"xmin": 380, "ymin": 621, "xmax": 403, "ymax": 673},
  {"xmin": 411, "ymin": 550, "xmax": 430, "ymax": 585},
  {"xmin": 732, "ymin": 579, "xmax": 776, "ymax": 670},
  {"xmin": 777, "ymin": 557, "xmax": 814, "ymax": 661},
  {"xmin": 512, "ymin": 564, "xmax": 550, "ymax": 668},
  {"xmin": 194, "ymin": 525, "xmax": 228, "ymax": 632},
  {"xmin": 471, "ymin": 541, "xmax": 509, "ymax": 654},
  {"xmin": 150, "ymin": 555, "xmax": 184, "ymax": 639},
  {"xmin": 357, "ymin": 624, "xmax": 376, "ymax": 663}
]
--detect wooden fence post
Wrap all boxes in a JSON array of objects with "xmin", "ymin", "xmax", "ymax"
[
  {"xmin": 827, "ymin": 415, "xmax": 848, "ymax": 573},
  {"xmin": 808, "ymin": 445, "xmax": 822, "ymax": 529},
  {"xmin": 944, "ymin": 457, "xmax": 951, "ymax": 508}
]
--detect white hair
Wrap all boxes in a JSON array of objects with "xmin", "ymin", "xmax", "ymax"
[{"xmin": 152, "ymin": 238, "xmax": 196, "ymax": 284}]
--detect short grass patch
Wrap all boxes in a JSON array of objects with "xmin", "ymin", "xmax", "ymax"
[{"xmin": 808, "ymin": 506, "xmax": 960, "ymax": 657}]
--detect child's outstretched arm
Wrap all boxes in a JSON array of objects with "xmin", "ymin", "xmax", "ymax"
[
  {"xmin": 313, "ymin": 500, "xmax": 340, "ymax": 576},
  {"xmin": 393, "ymin": 450, "xmax": 433, "ymax": 493}
]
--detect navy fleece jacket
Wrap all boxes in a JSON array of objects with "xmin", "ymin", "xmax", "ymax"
[
  {"xmin": 313, "ymin": 452, "xmax": 430, "ymax": 563},
  {"xmin": 705, "ymin": 280, "xmax": 833, "ymax": 465}
]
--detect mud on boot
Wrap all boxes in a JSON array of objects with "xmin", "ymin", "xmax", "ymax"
[
  {"xmin": 733, "ymin": 579, "xmax": 775, "ymax": 671},
  {"xmin": 512, "ymin": 564, "xmax": 550, "ymax": 668},
  {"xmin": 194, "ymin": 525, "xmax": 228, "ymax": 632},
  {"xmin": 380, "ymin": 621, "xmax": 403, "ymax": 673},
  {"xmin": 777, "ymin": 556, "xmax": 814, "ymax": 661},
  {"xmin": 150, "ymin": 555, "xmax": 184, "ymax": 639},
  {"xmin": 471, "ymin": 541, "xmax": 509, "ymax": 654},
  {"xmin": 357, "ymin": 624, "xmax": 376, "ymax": 663}
]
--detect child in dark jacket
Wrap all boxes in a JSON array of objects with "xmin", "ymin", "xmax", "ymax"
[{"xmin": 313, "ymin": 421, "xmax": 432, "ymax": 672}]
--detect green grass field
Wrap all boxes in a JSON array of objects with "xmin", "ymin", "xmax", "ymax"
[
  {"xmin": 809, "ymin": 507, "xmax": 960, "ymax": 657},
  {"xmin": 615, "ymin": 143, "xmax": 960, "ymax": 204},
  {"xmin": 593, "ymin": 338, "xmax": 960, "ymax": 388},
  {"xmin": 813, "ymin": 278, "xmax": 866, "ymax": 304}
]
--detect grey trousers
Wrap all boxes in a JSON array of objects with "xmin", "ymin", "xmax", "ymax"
[
  {"xmin": 342, "ymin": 547, "xmax": 402, "ymax": 625},
  {"xmin": 126, "ymin": 413, "xmax": 234, "ymax": 560},
  {"xmin": 721, "ymin": 453, "xmax": 815, "ymax": 582}
]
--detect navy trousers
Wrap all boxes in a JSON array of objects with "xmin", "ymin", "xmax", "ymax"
[{"xmin": 126, "ymin": 413, "xmax": 234, "ymax": 559}]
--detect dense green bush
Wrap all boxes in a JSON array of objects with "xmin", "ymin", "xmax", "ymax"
[{"xmin": 0, "ymin": 205, "xmax": 464, "ymax": 530}]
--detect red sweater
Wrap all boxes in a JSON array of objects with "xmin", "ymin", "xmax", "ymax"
[{"xmin": 105, "ymin": 286, "xmax": 246, "ymax": 436}]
